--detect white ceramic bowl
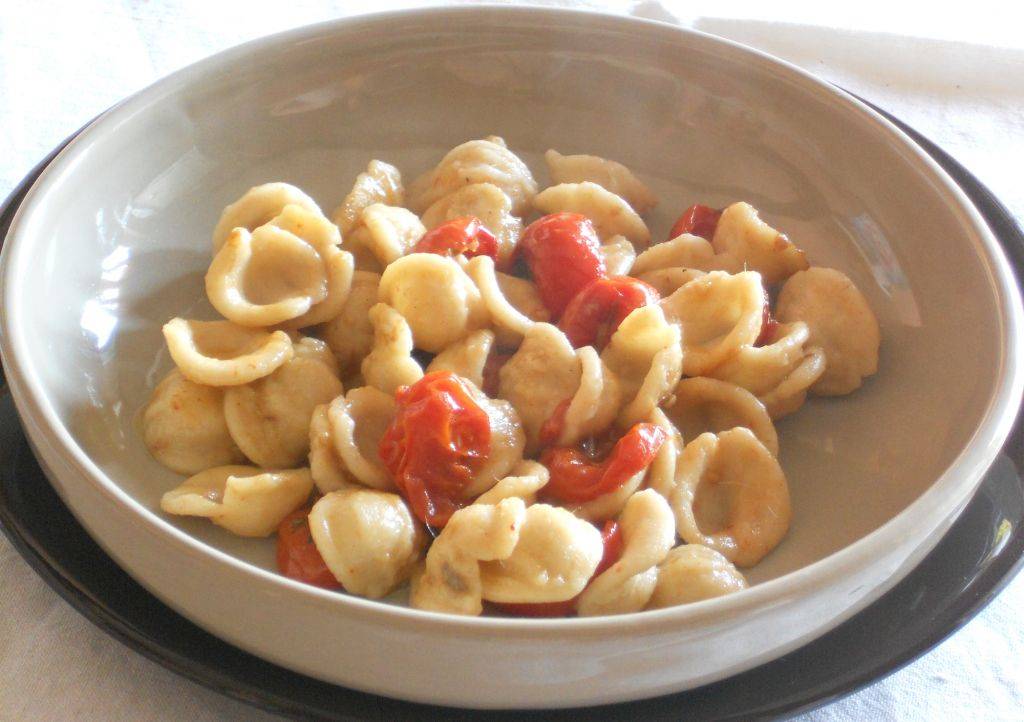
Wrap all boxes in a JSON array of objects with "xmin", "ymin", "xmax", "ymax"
[{"xmin": 1, "ymin": 6, "xmax": 1021, "ymax": 709}]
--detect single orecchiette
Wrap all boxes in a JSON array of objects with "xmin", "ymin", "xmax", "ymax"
[
  {"xmin": 601, "ymin": 304, "xmax": 683, "ymax": 428},
  {"xmin": 497, "ymin": 323, "xmax": 581, "ymax": 452},
  {"xmin": 332, "ymin": 159, "xmax": 403, "ymax": 234},
  {"xmin": 360, "ymin": 303, "xmax": 424, "ymax": 394},
  {"xmin": 322, "ymin": 270, "xmax": 380, "ymax": 376},
  {"xmin": 479, "ymin": 503, "xmax": 604, "ymax": 605},
  {"xmin": 410, "ymin": 497, "xmax": 527, "ymax": 615},
  {"xmin": 426, "ymin": 329, "xmax": 496, "ymax": 390},
  {"xmin": 632, "ymin": 234, "xmax": 739, "ymax": 277},
  {"xmin": 309, "ymin": 488, "xmax": 426, "ymax": 598},
  {"xmin": 211, "ymin": 182, "xmax": 322, "ymax": 252},
  {"xmin": 223, "ymin": 352, "xmax": 344, "ymax": 469},
  {"xmin": 776, "ymin": 267, "xmax": 880, "ymax": 396},
  {"xmin": 635, "ymin": 267, "xmax": 706, "ymax": 297},
  {"xmin": 600, "ymin": 235, "xmax": 637, "ymax": 276},
  {"xmin": 420, "ymin": 182, "xmax": 523, "ymax": 267},
  {"xmin": 759, "ymin": 346, "xmax": 827, "ymax": 418},
  {"xmin": 163, "ymin": 318, "xmax": 293, "ymax": 387},
  {"xmin": 474, "ymin": 460, "xmax": 550, "ymax": 506},
  {"xmin": 711, "ymin": 202, "xmax": 808, "ymax": 284},
  {"xmin": 160, "ymin": 465, "xmax": 313, "ymax": 537},
  {"xmin": 344, "ymin": 203, "xmax": 425, "ymax": 272},
  {"xmin": 407, "ymin": 137, "xmax": 538, "ymax": 215},
  {"xmin": 670, "ymin": 427, "xmax": 791, "ymax": 567},
  {"xmin": 646, "ymin": 544, "xmax": 748, "ymax": 609},
  {"xmin": 660, "ymin": 271, "xmax": 765, "ymax": 376},
  {"xmin": 534, "ymin": 182, "xmax": 651, "ymax": 247},
  {"xmin": 544, "ymin": 149, "xmax": 658, "ymax": 215},
  {"xmin": 378, "ymin": 253, "xmax": 488, "ymax": 353},
  {"xmin": 576, "ymin": 489, "xmax": 676, "ymax": 616},
  {"xmin": 464, "ymin": 255, "xmax": 549, "ymax": 348},
  {"xmin": 323, "ymin": 386, "xmax": 397, "ymax": 491},
  {"xmin": 143, "ymin": 369, "xmax": 246, "ymax": 475},
  {"xmin": 664, "ymin": 376, "xmax": 779, "ymax": 457}
]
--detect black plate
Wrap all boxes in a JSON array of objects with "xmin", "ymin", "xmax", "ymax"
[{"xmin": 0, "ymin": 107, "xmax": 1022, "ymax": 721}]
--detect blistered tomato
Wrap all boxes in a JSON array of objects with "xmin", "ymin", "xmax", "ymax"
[
  {"xmin": 558, "ymin": 276, "xmax": 661, "ymax": 349},
  {"xmin": 413, "ymin": 216, "xmax": 499, "ymax": 260},
  {"xmin": 668, "ymin": 204, "xmax": 722, "ymax": 241},
  {"xmin": 541, "ymin": 423, "xmax": 667, "ymax": 504},
  {"xmin": 378, "ymin": 371, "xmax": 492, "ymax": 527},
  {"xmin": 519, "ymin": 213, "xmax": 607, "ymax": 318},
  {"xmin": 490, "ymin": 520, "xmax": 624, "ymax": 618},
  {"xmin": 276, "ymin": 506, "xmax": 341, "ymax": 590}
]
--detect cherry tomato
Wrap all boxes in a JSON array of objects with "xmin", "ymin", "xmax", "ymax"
[
  {"xmin": 481, "ymin": 350, "xmax": 512, "ymax": 398},
  {"xmin": 276, "ymin": 506, "xmax": 341, "ymax": 590},
  {"xmin": 413, "ymin": 216, "xmax": 499, "ymax": 260},
  {"xmin": 490, "ymin": 520, "xmax": 624, "ymax": 618},
  {"xmin": 541, "ymin": 423, "xmax": 667, "ymax": 504},
  {"xmin": 558, "ymin": 276, "xmax": 661, "ymax": 349},
  {"xmin": 754, "ymin": 287, "xmax": 779, "ymax": 347},
  {"xmin": 538, "ymin": 398, "xmax": 572, "ymax": 448},
  {"xmin": 519, "ymin": 213, "xmax": 607, "ymax": 318},
  {"xmin": 668, "ymin": 204, "xmax": 722, "ymax": 241},
  {"xmin": 379, "ymin": 371, "xmax": 492, "ymax": 527}
]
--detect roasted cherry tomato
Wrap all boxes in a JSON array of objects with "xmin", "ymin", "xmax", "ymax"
[
  {"xmin": 541, "ymin": 423, "xmax": 667, "ymax": 504},
  {"xmin": 379, "ymin": 371, "xmax": 492, "ymax": 527},
  {"xmin": 276, "ymin": 506, "xmax": 341, "ymax": 590},
  {"xmin": 538, "ymin": 398, "xmax": 573, "ymax": 448},
  {"xmin": 490, "ymin": 520, "xmax": 624, "ymax": 618},
  {"xmin": 481, "ymin": 349, "xmax": 512, "ymax": 398},
  {"xmin": 413, "ymin": 216, "xmax": 499, "ymax": 260},
  {"xmin": 754, "ymin": 287, "xmax": 779, "ymax": 347},
  {"xmin": 558, "ymin": 276, "xmax": 661, "ymax": 349},
  {"xmin": 519, "ymin": 213, "xmax": 607, "ymax": 318},
  {"xmin": 668, "ymin": 203, "xmax": 722, "ymax": 241}
]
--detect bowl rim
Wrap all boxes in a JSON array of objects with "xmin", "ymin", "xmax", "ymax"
[{"xmin": 1, "ymin": 4, "xmax": 1022, "ymax": 637}]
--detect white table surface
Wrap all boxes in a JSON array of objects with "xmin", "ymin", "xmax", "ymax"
[{"xmin": 1, "ymin": 2, "xmax": 1022, "ymax": 720}]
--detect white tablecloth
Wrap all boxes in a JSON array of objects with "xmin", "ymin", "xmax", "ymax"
[{"xmin": 1, "ymin": 2, "xmax": 1022, "ymax": 719}]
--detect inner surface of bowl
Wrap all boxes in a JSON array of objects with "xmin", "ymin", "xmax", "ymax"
[{"xmin": 6, "ymin": 10, "xmax": 1007, "ymax": 593}]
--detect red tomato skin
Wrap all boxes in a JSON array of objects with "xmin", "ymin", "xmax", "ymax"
[
  {"xmin": 754, "ymin": 287, "xmax": 779, "ymax": 347},
  {"xmin": 481, "ymin": 350, "xmax": 512, "ymax": 398},
  {"xmin": 489, "ymin": 520, "xmax": 624, "ymax": 618},
  {"xmin": 541, "ymin": 423, "xmax": 667, "ymax": 504},
  {"xmin": 276, "ymin": 507, "xmax": 341, "ymax": 590},
  {"xmin": 668, "ymin": 204, "xmax": 722, "ymax": 241},
  {"xmin": 519, "ymin": 213, "xmax": 607, "ymax": 318},
  {"xmin": 378, "ymin": 371, "xmax": 492, "ymax": 528},
  {"xmin": 538, "ymin": 398, "xmax": 572, "ymax": 448},
  {"xmin": 413, "ymin": 216, "xmax": 499, "ymax": 260},
  {"xmin": 558, "ymin": 276, "xmax": 661, "ymax": 349}
]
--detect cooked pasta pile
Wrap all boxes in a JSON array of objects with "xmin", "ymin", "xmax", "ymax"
[{"xmin": 142, "ymin": 137, "xmax": 881, "ymax": 617}]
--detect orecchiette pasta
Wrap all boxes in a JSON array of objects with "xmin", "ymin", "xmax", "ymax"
[
  {"xmin": 360, "ymin": 303, "xmax": 424, "ymax": 395},
  {"xmin": 661, "ymin": 271, "xmax": 765, "ymax": 377},
  {"xmin": 410, "ymin": 497, "xmax": 527, "ymax": 615},
  {"xmin": 534, "ymin": 182, "xmax": 651, "ymax": 247},
  {"xmin": 670, "ymin": 427, "xmax": 791, "ymax": 567},
  {"xmin": 646, "ymin": 544, "xmax": 748, "ymax": 609},
  {"xmin": 309, "ymin": 488, "xmax": 426, "ymax": 598},
  {"xmin": 211, "ymin": 182, "xmax": 322, "ymax": 252},
  {"xmin": 163, "ymin": 318, "xmax": 294, "ymax": 387},
  {"xmin": 378, "ymin": 253, "xmax": 488, "ymax": 353},
  {"xmin": 144, "ymin": 138, "xmax": 882, "ymax": 617},
  {"xmin": 161, "ymin": 465, "xmax": 313, "ymax": 537},
  {"xmin": 776, "ymin": 267, "xmax": 880, "ymax": 396},
  {"xmin": 599, "ymin": 235, "xmax": 637, "ymax": 276},
  {"xmin": 223, "ymin": 352, "xmax": 344, "ymax": 469},
  {"xmin": 711, "ymin": 202, "xmax": 809, "ymax": 284},
  {"xmin": 344, "ymin": 203, "xmax": 425, "ymax": 272},
  {"xmin": 142, "ymin": 369, "xmax": 246, "ymax": 475},
  {"xmin": 576, "ymin": 489, "xmax": 676, "ymax": 616},
  {"xmin": 479, "ymin": 503, "xmax": 604, "ymax": 605},
  {"xmin": 420, "ymin": 182, "xmax": 523, "ymax": 267},
  {"xmin": 665, "ymin": 376, "xmax": 779, "ymax": 457},
  {"xmin": 426, "ymin": 329, "xmax": 495, "ymax": 391},
  {"xmin": 407, "ymin": 137, "xmax": 537, "ymax": 215},
  {"xmin": 332, "ymin": 159, "xmax": 404, "ymax": 234},
  {"xmin": 544, "ymin": 149, "xmax": 658, "ymax": 215}
]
